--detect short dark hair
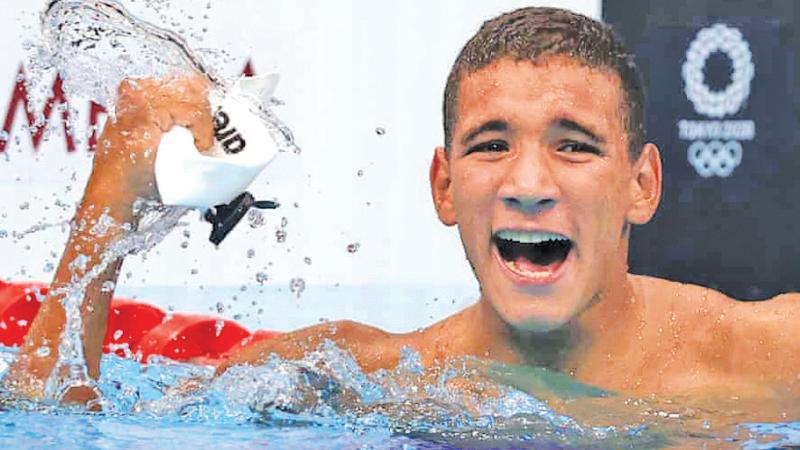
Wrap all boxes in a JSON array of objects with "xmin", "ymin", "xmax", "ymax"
[{"xmin": 443, "ymin": 7, "xmax": 645, "ymax": 160}]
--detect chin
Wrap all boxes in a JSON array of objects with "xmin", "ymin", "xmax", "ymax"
[{"xmin": 491, "ymin": 292, "xmax": 585, "ymax": 333}]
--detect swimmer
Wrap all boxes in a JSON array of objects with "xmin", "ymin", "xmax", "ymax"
[{"xmin": 5, "ymin": 7, "xmax": 800, "ymax": 407}]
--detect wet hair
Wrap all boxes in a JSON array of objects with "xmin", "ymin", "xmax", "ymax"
[{"xmin": 443, "ymin": 7, "xmax": 645, "ymax": 160}]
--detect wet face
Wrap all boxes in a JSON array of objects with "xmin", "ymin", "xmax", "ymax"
[{"xmin": 431, "ymin": 56, "xmax": 661, "ymax": 331}]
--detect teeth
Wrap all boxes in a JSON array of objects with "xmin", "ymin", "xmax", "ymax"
[{"xmin": 495, "ymin": 230, "xmax": 569, "ymax": 244}]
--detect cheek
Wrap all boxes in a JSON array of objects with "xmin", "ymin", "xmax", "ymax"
[
  {"xmin": 566, "ymin": 169, "xmax": 630, "ymax": 244},
  {"xmin": 451, "ymin": 165, "xmax": 499, "ymax": 222},
  {"xmin": 450, "ymin": 164, "xmax": 500, "ymax": 269}
]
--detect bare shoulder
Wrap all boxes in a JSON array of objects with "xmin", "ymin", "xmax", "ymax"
[
  {"xmin": 631, "ymin": 273, "xmax": 800, "ymax": 307},
  {"xmin": 630, "ymin": 274, "xmax": 800, "ymax": 385},
  {"xmin": 218, "ymin": 320, "xmax": 409, "ymax": 375},
  {"xmin": 629, "ymin": 274, "xmax": 736, "ymax": 312},
  {"xmin": 629, "ymin": 273, "xmax": 800, "ymax": 328}
]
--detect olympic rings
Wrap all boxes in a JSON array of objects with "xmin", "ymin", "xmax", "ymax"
[
  {"xmin": 687, "ymin": 140, "xmax": 743, "ymax": 178},
  {"xmin": 682, "ymin": 23, "xmax": 754, "ymax": 118}
]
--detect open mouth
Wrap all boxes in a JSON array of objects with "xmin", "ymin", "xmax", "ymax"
[{"xmin": 493, "ymin": 230, "xmax": 573, "ymax": 282}]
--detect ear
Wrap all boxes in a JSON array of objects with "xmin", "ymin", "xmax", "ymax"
[
  {"xmin": 626, "ymin": 143, "xmax": 662, "ymax": 225},
  {"xmin": 430, "ymin": 146, "xmax": 457, "ymax": 226}
]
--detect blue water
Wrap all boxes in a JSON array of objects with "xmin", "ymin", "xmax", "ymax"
[{"xmin": 0, "ymin": 343, "xmax": 798, "ymax": 449}]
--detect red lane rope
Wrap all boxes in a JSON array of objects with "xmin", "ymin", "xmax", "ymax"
[{"xmin": 0, "ymin": 280, "xmax": 279, "ymax": 364}]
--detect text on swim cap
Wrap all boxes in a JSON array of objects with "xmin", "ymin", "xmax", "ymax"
[{"xmin": 213, "ymin": 109, "xmax": 246, "ymax": 154}]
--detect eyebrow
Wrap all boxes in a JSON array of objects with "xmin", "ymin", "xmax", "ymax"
[
  {"xmin": 461, "ymin": 120, "xmax": 509, "ymax": 146},
  {"xmin": 552, "ymin": 118, "xmax": 605, "ymax": 144}
]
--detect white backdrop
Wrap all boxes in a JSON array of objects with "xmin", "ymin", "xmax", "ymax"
[{"xmin": 0, "ymin": 0, "xmax": 600, "ymax": 332}]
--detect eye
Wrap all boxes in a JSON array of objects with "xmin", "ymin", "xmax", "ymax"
[
  {"xmin": 464, "ymin": 139, "xmax": 509, "ymax": 156},
  {"xmin": 557, "ymin": 141, "xmax": 602, "ymax": 156}
]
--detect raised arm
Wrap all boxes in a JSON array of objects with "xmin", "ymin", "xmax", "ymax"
[{"xmin": 3, "ymin": 76, "xmax": 213, "ymax": 404}]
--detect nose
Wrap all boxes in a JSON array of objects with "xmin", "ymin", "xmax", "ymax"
[{"xmin": 499, "ymin": 146, "xmax": 559, "ymax": 216}]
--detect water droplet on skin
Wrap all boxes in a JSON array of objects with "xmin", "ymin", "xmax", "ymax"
[
  {"xmin": 375, "ymin": 127, "xmax": 386, "ymax": 135},
  {"xmin": 347, "ymin": 242, "xmax": 360, "ymax": 253},
  {"xmin": 101, "ymin": 280, "xmax": 115, "ymax": 292},
  {"xmin": 289, "ymin": 278, "xmax": 305, "ymax": 297}
]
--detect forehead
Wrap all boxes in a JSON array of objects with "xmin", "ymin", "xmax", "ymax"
[{"xmin": 454, "ymin": 56, "xmax": 626, "ymax": 144}]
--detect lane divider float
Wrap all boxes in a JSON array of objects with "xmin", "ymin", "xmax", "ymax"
[{"xmin": 0, "ymin": 280, "xmax": 280, "ymax": 365}]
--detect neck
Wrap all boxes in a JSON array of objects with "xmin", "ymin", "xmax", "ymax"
[{"xmin": 470, "ymin": 265, "xmax": 640, "ymax": 371}]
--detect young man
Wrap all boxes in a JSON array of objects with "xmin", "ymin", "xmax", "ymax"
[{"xmin": 5, "ymin": 7, "xmax": 800, "ymax": 405}]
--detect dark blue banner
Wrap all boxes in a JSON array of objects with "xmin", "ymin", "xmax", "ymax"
[{"xmin": 605, "ymin": 1, "xmax": 799, "ymax": 299}]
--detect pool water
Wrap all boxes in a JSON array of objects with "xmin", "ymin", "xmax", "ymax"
[{"xmin": 1, "ymin": 343, "xmax": 799, "ymax": 449}]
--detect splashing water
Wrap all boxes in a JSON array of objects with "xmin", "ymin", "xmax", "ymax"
[
  {"xmin": 37, "ymin": 0, "xmax": 212, "ymax": 117},
  {"xmin": 26, "ymin": 0, "xmax": 298, "ymax": 403},
  {"xmin": 77, "ymin": 341, "xmax": 663, "ymax": 448},
  {"xmin": 35, "ymin": 0, "xmax": 298, "ymax": 151},
  {"xmin": 289, "ymin": 277, "xmax": 305, "ymax": 298},
  {"xmin": 45, "ymin": 205, "xmax": 190, "ymax": 402}
]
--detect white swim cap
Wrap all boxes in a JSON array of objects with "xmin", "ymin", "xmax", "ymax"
[{"xmin": 154, "ymin": 74, "xmax": 281, "ymax": 209}]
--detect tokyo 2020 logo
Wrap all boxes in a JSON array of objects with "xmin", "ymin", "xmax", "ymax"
[
  {"xmin": 682, "ymin": 23, "xmax": 754, "ymax": 118},
  {"xmin": 686, "ymin": 140, "xmax": 742, "ymax": 178},
  {"xmin": 679, "ymin": 23, "xmax": 755, "ymax": 178}
]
